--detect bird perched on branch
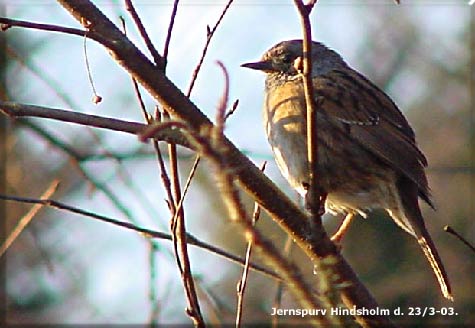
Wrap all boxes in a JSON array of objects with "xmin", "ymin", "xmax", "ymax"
[{"xmin": 242, "ymin": 39, "xmax": 452, "ymax": 301}]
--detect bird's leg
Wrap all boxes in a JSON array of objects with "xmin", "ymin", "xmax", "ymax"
[{"xmin": 331, "ymin": 213, "xmax": 355, "ymax": 244}]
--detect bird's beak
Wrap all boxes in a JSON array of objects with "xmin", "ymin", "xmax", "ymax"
[{"xmin": 241, "ymin": 60, "xmax": 274, "ymax": 72}]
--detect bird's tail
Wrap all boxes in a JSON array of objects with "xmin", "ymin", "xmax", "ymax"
[
  {"xmin": 418, "ymin": 235, "xmax": 453, "ymax": 301},
  {"xmin": 395, "ymin": 177, "xmax": 453, "ymax": 301}
]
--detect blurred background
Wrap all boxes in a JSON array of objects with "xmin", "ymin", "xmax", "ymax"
[{"xmin": 1, "ymin": 0, "xmax": 473, "ymax": 325}]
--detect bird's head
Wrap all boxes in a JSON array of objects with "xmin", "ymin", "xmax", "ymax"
[{"xmin": 241, "ymin": 39, "xmax": 346, "ymax": 78}]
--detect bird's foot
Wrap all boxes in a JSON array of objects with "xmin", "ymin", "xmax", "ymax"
[{"xmin": 330, "ymin": 213, "xmax": 355, "ymax": 247}]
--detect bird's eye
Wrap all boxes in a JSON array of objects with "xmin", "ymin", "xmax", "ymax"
[{"xmin": 280, "ymin": 54, "xmax": 292, "ymax": 64}]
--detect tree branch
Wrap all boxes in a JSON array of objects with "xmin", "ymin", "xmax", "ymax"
[
  {"xmin": 0, "ymin": 193, "xmax": 279, "ymax": 281},
  {"xmin": 0, "ymin": 101, "xmax": 191, "ymax": 148}
]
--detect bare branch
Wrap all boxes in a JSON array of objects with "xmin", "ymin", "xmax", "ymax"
[
  {"xmin": 161, "ymin": 107, "xmax": 204, "ymax": 326},
  {"xmin": 163, "ymin": 0, "xmax": 180, "ymax": 66},
  {"xmin": 292, "ymin": 0, "xmax": 322, "ymax": 223},
  {"xmin": 236, "ymin": 162, "xmax": 266, "ymax": 328},
  {"xmin": 124, "ymin": 0, "xmax": 164, "ymax": 68},
  {"xmin": 0, "ymin": 101, "xmax": 191, "ymax": 148},
  {"xmin": 153, "ymin": 108, "xmax": 177, "ymax": 209},
  {"xmin": 186, "ymin": 0, "xmax": 234, "ymax": 96},
  {"xmin": 225, "ymin": 99, "xmax": 239, "ymax": 121},
  {"xmin": 214, "ymin": 61, "xmax": 229, "ymax": 141},
  {"xmin": 0, "ymin": 17, "xmax": 86, "ymax": 37},
  {"xmin": 444, "ymin": 225, "xmax": 475, "ymax": 254},
  {"xmin": 0, "ymin": 181, "xmax": 59, "ymax": 257},
  {"xmin": 0, "ymin": 193, "xmax": 279, "ymax": 280},
  {"xmin": 83, "ymin": 31, "xmax": 102, "ymax": 104}
]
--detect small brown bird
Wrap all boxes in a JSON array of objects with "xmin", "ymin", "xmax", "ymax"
[{"xmin": 242, "ymin": 39, "xmax": 452, "ymax": 301}]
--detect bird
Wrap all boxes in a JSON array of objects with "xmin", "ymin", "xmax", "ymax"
[{"xmin": 241, "ymin": 39, "xmax": 453, "ymax": 301}]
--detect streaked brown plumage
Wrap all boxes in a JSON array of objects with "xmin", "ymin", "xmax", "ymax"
[{"xmin": 242, "ymin": 39, "xmax": 452, "ymax": 301}]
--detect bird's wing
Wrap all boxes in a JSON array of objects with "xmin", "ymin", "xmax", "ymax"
[{"xmin": 314, "ymin": 68, "xmax": 432, "ymax": 204}]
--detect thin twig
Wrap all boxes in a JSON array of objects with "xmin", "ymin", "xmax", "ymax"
[
  {"xmin": 170, "ymin": 155, "xmax": 201, "ymax": 230},
  {"xmin": 214, "ymin": 61, "xmax": 229, "ymax": 138},
  {"xmin": 225, "ymin": 99, "xmax": 239, "ymax": 121},
  {"xmin": 153, "ymin": 107, "xmax": 176, "ymax": 209},
  {"xmin": 186, "ymin": 0, "xmax": 234, "ymax": 97},
  {"xmin": 164, "ymin": 112, "xmax": 182, "ymax": 269},
  {"xmin": 124, "ymin": 0, "xmax": 164, "ymax": 68},
  {"xmin": 0, "ymin": 180, "xmax": 59, "ymax": 257},
  {"xmin": 0, "ymin": 17, "xmax": 86, "ymax": 37},
  {"xmin": 163, "ymin": 108, "xmax": 204, "ymax": 326},
  {"xmin": 131, "ymin": 71, "xmax": 151, "ymax": 122},
  {"xmin": 236, "ymin": 162, "xmax": 266, "ymax": 328},
  {"xmin": 83, "ymin": 31, "xmax": 102, "ymax": 104},
  {"xmin": 0, "ymin": 193, "xmax": 279, "ymax": 280},
  {"xmin": 444, "ymin": 225, "xmax": 475, "ymax": 254},
  {"xmin": 292, "ymin": 0, "xmax": 321, "ymax": 224},
  {"xmin": 163, "ymin": 0, "xmax": 180, "ymax": 67}
]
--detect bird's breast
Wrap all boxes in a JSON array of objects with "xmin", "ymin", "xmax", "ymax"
[
  {"xmin": 264, "ymin": 80, "xmax": 308, "ymax": 195},
  {"xmin": 263, "ymin": 80, "xmax": 394, "ymax": 212}
]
